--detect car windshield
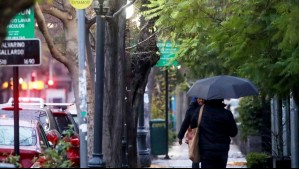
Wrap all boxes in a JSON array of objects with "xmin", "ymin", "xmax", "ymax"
[
  {"xmin": 53, "ymin": 114, "xmax": 72, "ymax": 134},
  {"xmin": 0, "ymin": 126, "xmax": 37, "ymax": 146},
  {"xmin": 0, "ymin": 109, "xmax": 49, "ymax": 131}
]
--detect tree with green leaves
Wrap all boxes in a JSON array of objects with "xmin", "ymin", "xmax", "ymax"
[{"xmin": 145, "ymin": 0, "xmax": 299, "ymax": 105}]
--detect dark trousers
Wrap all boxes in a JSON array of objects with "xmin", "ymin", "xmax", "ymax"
[
  {"xmin": 192, "ymin": 162, "xmax": 199, "ymax": 168},
  {"xmin": 200, "ymin": 150, "xmax": 228, "ymax": 168}
]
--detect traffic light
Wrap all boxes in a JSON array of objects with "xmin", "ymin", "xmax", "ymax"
[
  {"xmin": 47, "ymin": 79, "xmax": 54, "ymax": 86},
  {"xmin": 31, "ymin": 72, "xmax": 36, "ymax": 82}
]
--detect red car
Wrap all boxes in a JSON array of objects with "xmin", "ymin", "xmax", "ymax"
[
  {"xmin": 50, "ymin": 108, "xmax": 80, "ymax": 167},
  {"xmin": 0, "ymin": 106, "xmax": 80, "ymax": 167},
  {"xmin": 0, "ymin": 118, "xmax": 51, "ymax": 168}
]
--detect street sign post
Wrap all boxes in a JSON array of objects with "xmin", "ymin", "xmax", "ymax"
[
  {"xmin": 155, "ymin": 41, "xmax": 179, "ymax": 159},
  {"xmin": 5, "ymin": 7, "xmax": 38, "ymax": 157},
  {"xmin": 6, "ymin": 7, "xmax": 34, "ymax": 39},
  {"xmin": 156, "ymin": 41, "xmax": 179, "ymax": 67},
  {"xmin": 0, "ymin": 39, "xmax": 41, "ymax": 66}
]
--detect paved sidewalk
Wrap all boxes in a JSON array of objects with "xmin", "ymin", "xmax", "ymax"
[{"xmin": 150, "ymin": 141, "xmax": 246, "ymax": 168}]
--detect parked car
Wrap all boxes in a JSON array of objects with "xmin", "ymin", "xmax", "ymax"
[
  {"xmin": 7, "ymin": 97, "xmax": 45, "ymax": 108},
  {"xmin": 0, "ymin": 118, "xmax": 51, "ymax": 168},
  {"xmin": 49, "ymin": 107, "xmax": 80, "ymax": 166},
  {"xmin": 0, "ymin": 105, "xmax": 80, "ymax": 167},
  {"xmin": 50, "ymin": 108, "xmax": 79, "ymax": 135},
  {"xmin": 0, "ymin": 106, "xmax": 58, "ymax": 134}
]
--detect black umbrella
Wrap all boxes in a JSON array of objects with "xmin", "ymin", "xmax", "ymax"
[{"xmin": 187, "ymin": 75, "xmax": 259, "ymax": 100}]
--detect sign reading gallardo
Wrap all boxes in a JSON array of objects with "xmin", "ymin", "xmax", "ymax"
[{"xmin": 0, "ymin": 39, "xmax": 41, "ymax": 66}]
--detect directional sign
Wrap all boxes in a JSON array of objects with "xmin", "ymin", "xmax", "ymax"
[
  {"xmin": 156, "ymin": 41, "xmax": 179, "ymax": 67},
  {"xmin": 0, "ymin": 39, "xmax": 41, "ymax": 66},
  {"xmin": 6, "ymin": 7, "xmax": 34, "ymax": 39}
]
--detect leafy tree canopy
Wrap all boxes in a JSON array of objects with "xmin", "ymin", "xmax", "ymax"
[{"xmin": 144, "ymin": 0, "xmax": 299, "ymax": 97}]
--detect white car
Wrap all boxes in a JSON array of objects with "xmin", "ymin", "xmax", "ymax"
[{"xmin": 7, "ymin": 97, "xmax": 45, "ymax": 108}]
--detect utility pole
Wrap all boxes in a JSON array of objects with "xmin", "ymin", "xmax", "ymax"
[
  {"xmin": 164, "ymin": 69, "xmax": 170, "ymax": 159},
  {"xmin": 13, "ymin": 67, "xmax": 20, "ymax": 156},
  {"xmin": 77, "ymin": 9, "xmax": 88, "ymax": 168}
]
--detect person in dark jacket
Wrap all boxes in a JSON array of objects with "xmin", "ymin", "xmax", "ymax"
[
  {"xmin": 190, "ymin": 99, "xmax": 238, "ymax": 168},
  {"xmin": 178, "ymin": 97, "xmax": 204, "ymax": 168}
]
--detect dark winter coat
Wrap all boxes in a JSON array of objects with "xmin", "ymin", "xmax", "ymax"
[
  {"xmin": 190, "ymin": 100, "xmax": 238, "ymax": 152},
  {"xmin": 177, "ymin": 101, "xmax": 200, "ymax": 140}
]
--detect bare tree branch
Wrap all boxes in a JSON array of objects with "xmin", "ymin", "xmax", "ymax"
[
  {"xmin": 105, "ymin": 0, "xmax": 136, "ymax": 19},
  {"xmin": 40, "ymin": 3, "xmax": 72, "ymax": 22},
  {"xmin": 34, "ymin": 3, "xmax": 70, "ymax": 69},
  {"xmin": 125, "ymin": 32, "xmax": 157, "ymax": 50}
]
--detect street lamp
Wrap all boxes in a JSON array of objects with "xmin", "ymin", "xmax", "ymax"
[
  {"xmin": 88, "ymin": 0, "xmax": 109, "ymax": 168},
  {"xmin": 137, "ymin": 91, "xmax": 152, "ymax": 167}
]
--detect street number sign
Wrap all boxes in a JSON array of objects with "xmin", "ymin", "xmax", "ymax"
[{"xmin": 0, "ymin": 39, "xmax": 41, "ymax": 67}]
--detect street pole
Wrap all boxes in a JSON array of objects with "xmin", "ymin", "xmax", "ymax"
[
  {"xmin": 88, "ymin": 0, "xmax": 106, "ymax": 167},
  {"xmin": 13, "ymin": 67, "xmax": 20, "ymax": 156},
  {"xmin": 137, "ymin": 93, "xmax": 151, "ymax": 167},
  {"xmin": 77, "ymin": 9, "xmax": 88, "ymax": 168},
  {"xmin": 290, "ymin": 95, "xmax": 298, "ymax": 168},
  {"xmin": 165, "ymin": 69, "xmax": 170, "ymax": 159}
]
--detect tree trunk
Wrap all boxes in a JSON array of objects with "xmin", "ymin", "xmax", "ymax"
[
  {"xmin": 126, "ymin": 0, "xmax": 160, "ymax": 167},
  {"xmin": 35, "ymin": 1, "xmax": 95, "ymax": 160},
  {"xmin": 102, "ymin": 0, "xmax": 127, "ymax": 167}
]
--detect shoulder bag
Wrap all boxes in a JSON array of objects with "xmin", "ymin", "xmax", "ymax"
[{"xmin": 188, "ymin": 105, "xmax": 205, "ymax": 163}]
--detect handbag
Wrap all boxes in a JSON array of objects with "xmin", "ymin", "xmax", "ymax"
[
  {"xmin": 184, "ymin": 127, "xmax": 194, "ymax": 144},
  {"xmin": 188, "ymin": 105, "xmax": 205, "ymax": 163}
]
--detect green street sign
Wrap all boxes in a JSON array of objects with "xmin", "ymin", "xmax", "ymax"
[
  {"xmin": 156, "ymin": 58, "xmax": 179, "ymax": 67},
  {"xmin": 6, "ymin": 7, "xmax": 34, "ymax": 39},
  {"xmin": 156, "ymin": 41, "xmax": 179, "ymax": 67}
]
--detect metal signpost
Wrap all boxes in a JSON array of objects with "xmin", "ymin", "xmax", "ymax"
[
  {"xmin": 76, "ymin": 9, "xmax": 88, "ymax": 168},
  {"xmin": 156, "ymin": 41, "xmax": 179, "ymax": 159},
  {"xmin": 2, "ymin": 7, "xmax": 40, "ymax": 156},
  {"xmin": 68, "ymin": 0, "xmax": 92, "ymax": 167}
]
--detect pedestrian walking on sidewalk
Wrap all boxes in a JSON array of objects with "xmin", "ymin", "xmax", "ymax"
[
  {"xmin": 190, "ymin": 99, "xmax": 238, "ymax": 168},
  {"xmin": 177, "ymin": 97, "xmax": 204, "ymax": 168}
]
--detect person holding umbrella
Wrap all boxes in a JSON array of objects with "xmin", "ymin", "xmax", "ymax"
[
  {"xmin": 186, "ymin": 75, "xmax": 259, "ymax": 168},
  {"xmin": 190, "ymin": 99, "xmax": 238, "ymax": 168},
  {"xmin": 177, "ymin": 97, "xmax": 205, "ymax": 168}
]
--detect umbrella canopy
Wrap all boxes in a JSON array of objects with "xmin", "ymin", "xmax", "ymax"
[{"xmin": 187, "ymin": 75, "xmax": 259, "ymax": 100}]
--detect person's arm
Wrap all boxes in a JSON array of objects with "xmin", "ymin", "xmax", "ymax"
[
  {"xmin": 177, "ymin": 103, "xmax": 197, "ymax": 143},
  {"xmin": 177, "ymin": 108, "xmax": 192, "ymax": 140},
  {"xmin": 226, "ymin": 111, "xmax": 238, "ymax": 137}
]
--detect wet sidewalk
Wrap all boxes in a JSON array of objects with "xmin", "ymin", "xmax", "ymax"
[{"xmin": 150, "ymin": 141, "xmax": 247, "ymax": 168}]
